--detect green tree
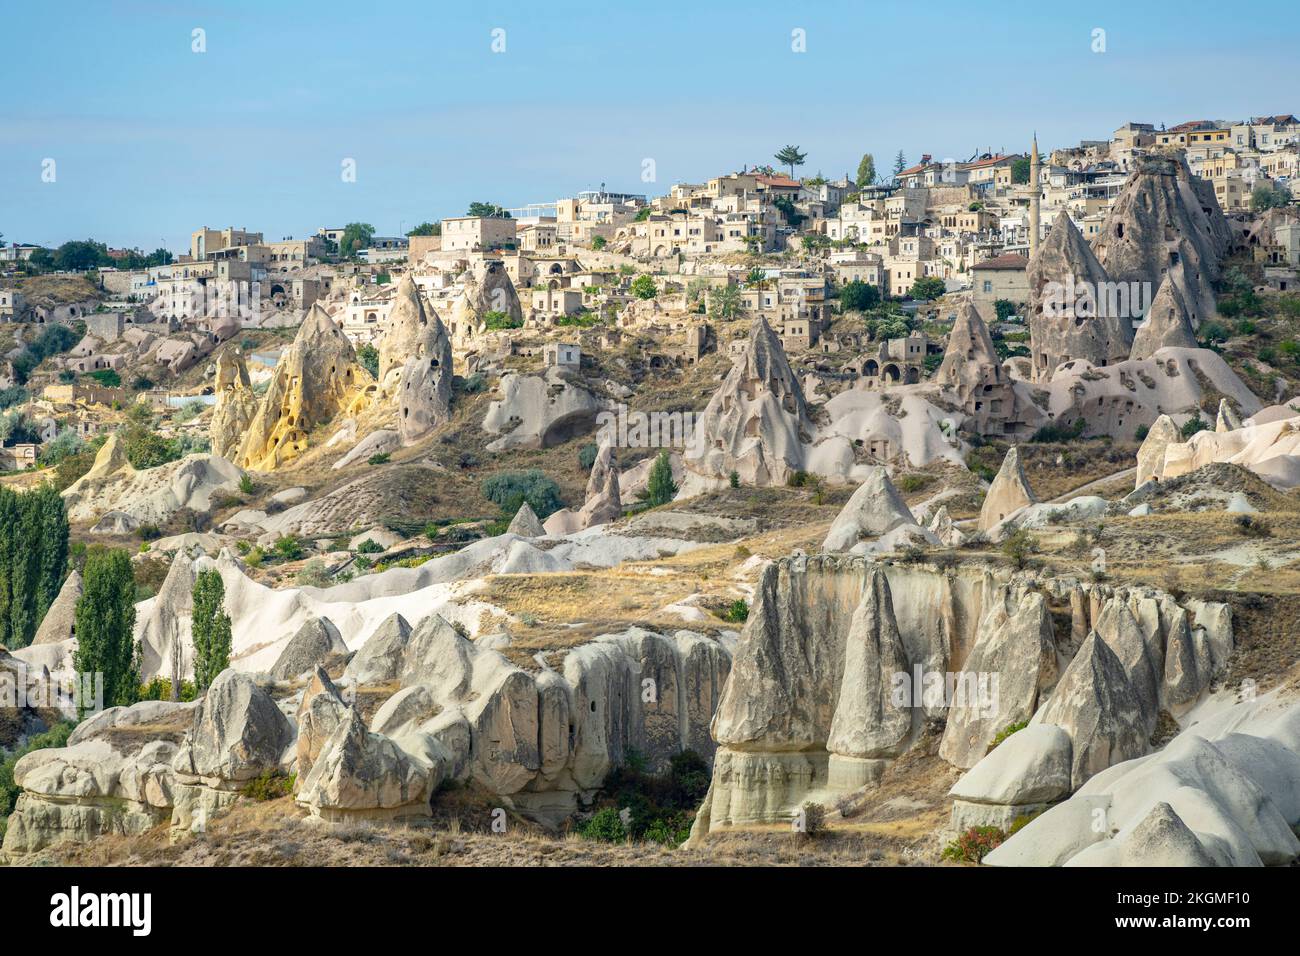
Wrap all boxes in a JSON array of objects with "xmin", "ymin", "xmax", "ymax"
[
  {"xmin": 994, "ymin": 299, "xmax": 1018, "ymax": 322},
  {"xmin": 646, "ymin": 451, "xmax": 677, "ymax": 507},
  {"xmin": 338, "ymin": 222, "xmax": 375, "ymax": 258},
  {"xmin": 909, "ymin": 276, "xmax": 946, "ymax": 301},
  {"xmin": 839, "ymin": 279, "xmax": 881, "ymax": 312},
  {"xmin": 590, "ymin": 235, "xmax": 607, "ymax": 251},
  {"xmin": 1011, "ymin": 157, "xmax": 1031, "ymax": 185},
  {"xmin": 1251, "ymin": 183, "xmax": 1291, "ymax": 212},
  {"xmin": 774, "ymin": 145, "xmax": 807, "ymax": 178},
  {"xmin": 481, "ymin": 469, "xmax": 564, "ymax": 519},
  {"xmin": 406, "ymin": 221, "xmax": 440, "ymax": 237},
  {"xmin": 53, "ymin": 239, "xmax": 111, "ymax": 272},
  {"xmin": 707, "ymin": 284, "xmax": 742, "ymax": 320},
  {"xmin": 466, "ymin": 202, "xmax": 510, "ymax": 219},
  {"xmin": 630, "ymin": 275, "xmax": 657, "ymax": 300},
  {"xmin": 356, "ymin": 342, "xmax": 379, "ymax": 377},
  {"xmin": 893, "ymin": 150, "xmax": 907, "ymax": 177},
  {"xmin": 72, "ymin": 548, "xmax": 139, "ymax": 713},
  {"xmin": 35, "ymin": 484, "xmax": 68, "ymax": 624},
  {"xmin": 191, "ymin": 569, "xmax": 232, "ymax": 690},
  {"xmin": 855, "ymin": 153, "xmax": 877, "ymax": 188}
]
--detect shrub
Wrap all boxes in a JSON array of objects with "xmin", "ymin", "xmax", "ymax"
[
  {"xmin": 1233, "ymin": 514, "xmax": 1271, "ymax": 538},
  {"xmin": 579, "ymin": 807, "xmax": 627, "ymax": 843},
  {"xmin": 722, "ymin": 599, "xmax": 749, "ymax": 623},
  {"xmin": 240, "ymin": 770, "xmax": 295, "ymax": 801},
  {"xmin": 990, "ymin": 720, "xmax": 1028, "ymax": 749},
  {"xmin": 355, "ymin": 539, "xmax": 384, "ymax": 554},
  {"xmin": 273, "ymin": 535, "xmax": 303, "ymax": 561},
  {"xmin": 138, "ymin": 677, "xmax": 197, "ymax": 702},
  {"xmin": 1031, "ymin": 417, "xmax": 1086, "ymax": 443},
  {"xmin": 728, "ymin": 470, "xmax": 740, "ymax": 489},
  {"xmin": 1180, "ymin": 416, "xmax": 1209, "ymax": 439},
  {"xmin": 578, "ymin": 442, "xmax": 598, "ymax": 471},
  {"xmin": 897, "ymin": 474, "xmax": 932, "ymax": 493},
  {"xmin": 238, "ymin": 474, "xmax": 254, "ymax": 495},
  {"xmin": 87, "ymin": 368, "xmax": 121, "ymax": 388},
  {"xmin": 1134, "ymin": 423, "xmax": 1149, "ymax": 441},
  {"xmin": 1000, "ymin": 529, "xmax": 1036, "ymax": 570},
  {"xmin": 367, "ymin": 452, "xmax": 391, "ymax": 465},
  {"xmin": 356, "ymin": 343, "xmax": 379, "ymax": 378},
  {"xmin": 942, "ymin": 825, "xmax": 1005, "ymax": 863},
  {"xmin": 295, "ymin": 558, "xmax": 331, "ymax": 587},
  {"xmin": 481, "ymin": 469, "xmax": 563, "ymax": 520},
  {"xmin": 482, "ymin": 310, "xmax": 522, "ymax": 331},
  {"xmin": 458, "ymin": 372, "xmax": 487, "ymax": 394}
]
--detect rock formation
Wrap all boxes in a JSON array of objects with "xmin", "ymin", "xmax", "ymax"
[
  {"xmin": 938, "ymin": 589, "xmax": 1058, "ymax": 769},
  {"xmin": 380, "ymin": 276, "xmax": 454, "ymax": 445},
  {"xmin": 482, "ymin": 367, "xmax": 607, "ymax": 451},
  {"xmin": 977, "ymin": 446, "xmax": 1036, "ymax": 531},
  {"xmin": 0, "ymin": 701, "xmax": 194, "ymax": 855},
  {"xmin": 1215, "ymin": 397, "xmax": 1242, "ymax": 433},
  {"xmin": 453, "ymin": 259, "xmax": 523, "ymax": 331},
  {"xmin": 268, "ymin": 616, "xmax": 349, "ymax": 681},
  {"xmin": 1129, "ymin": 270, "xmax": 1199, "ymax": 360},
  {"xmin": 1045, "ymin": 347, "xmax": 1259, "ymax": 443},
  {"xmin": 988, "ymin": 696, "xmax": 1300, "ymax": 867},
  {"xmin": 927, "ymin": 505, "xmax": 965, "ymax": 547},
  {"xmin": 948, "ymin": 723, "xmax": 1072, "ymax": 831},
  {"xmin": 822, "ymin": 467, "xmax": 932, "ymax": 552},
  {"xmin": 935, "ymin": 300, "xmax": 1028, "ymax": 433},
  {"xmin": 1034, "ymin": 633, "xmax": 1148, "ymax": 790},
  {"xmin": 506, "ymin": 501, "xmax": 545, "ymax": 537},
  {"xmin": 1027, "ymin": 212, "xmax": 1134, "ymax": 382},
  {"xmin": 1093, "ymin": 153, "xmax": 1230, "ymax": 327},
  {"xmin": 62, "ymin": 443, "xmax": 243, "ymax": 529},
  {"xmin": 209, "ymin": 349, "xmax": 258, "ymax": 459},
  {"xmin": 683, "ymin": 316, "xmax": 813, "ymax": 487},
  {"xmin": 32, "ymin": 570, "xmax": 82, "ymax": 646},
  {"xmin": 237, "ymin": 304, "xmax": 375, "ymax": 471},
  {"xmin": 544, "ymin": 442, "xmax": 623, "ymax": 535}
]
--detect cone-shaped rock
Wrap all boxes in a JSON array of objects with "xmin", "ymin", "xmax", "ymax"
[
  {"xmin": 1094, "ymin": 153, "xmax": 1229, "ymax": 324},
  {"xmin": 683, "ymin": 316, "xmax": 812, "ymax": 486},
  {"xmin": 977, "ymin": 446, "xmax": 1037, "ymax": 531},
  {"xmin": 506, "ymin": 501, "xmax": 545, "ymax": 537},
  {"xmin": 1036, "ymin": 632, "xmax": 1148, "ymax": 790},
  {"xmin": 1135, "ymin": 414, "xmax": 1181, "ymax": 486},
  {"xmin": 1027, "ymin": 212, "xmax": 1133, "ymax": 381},
  {"xmin": 1215, "ymin": 398, "xmax": 1242, "ymax": 433},
  {"xmin": 826, "ymin": 568, "xmax": 911, "ymax": 759},
  {"xmin": 237, "ymin": 304, "xmax": 374, "ymax": 471},
  {"xmin": 823, "ymin": 466, "xmax": 916, "ymax": 551},
  {"xmin": 210, "ymin": 350, "xmax": 258, "ymax": 460},
  {"xmin": 1129, "ymin": 271, "xmax": 1198, "ymax": 360}
]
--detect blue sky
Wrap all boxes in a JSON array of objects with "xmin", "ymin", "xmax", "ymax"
[{"xmin": 1, "ymin": 0, "xmax": 1297, "ymax": 252}]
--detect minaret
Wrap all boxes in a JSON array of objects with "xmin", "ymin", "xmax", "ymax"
[{"xmin": 1028, "ymin": 133, "xmax": 1041, "ymax": 260}]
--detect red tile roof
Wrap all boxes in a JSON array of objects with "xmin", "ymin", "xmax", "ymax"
[{"xmin": 756, "ymin": 174, "xmax": 801, "ymax": 188}]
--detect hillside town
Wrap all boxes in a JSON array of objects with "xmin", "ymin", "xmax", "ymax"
[{"xmin": 3, "ymin": 101, "xmax": 1300, "ymax": 884}]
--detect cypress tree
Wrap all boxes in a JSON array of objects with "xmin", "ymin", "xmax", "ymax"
[
  {"xmin": 0, "ymin": 488, "xmax": 16, "ymax": 647},
  {"xmin": 72, "ymin": 548, "xmax": 139, "ymax": 713},
  {"xmin": 36, "ymin": 484, "xmax": 69, "ymax": 621},
  {"xmin": 646, "ymin": 451, "xmax": 677, "ymax": 507},
  {"xmin": 191, "ymin": 569, "xmax": 232, "ymax": 690}
]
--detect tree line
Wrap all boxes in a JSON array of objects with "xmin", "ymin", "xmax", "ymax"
[{"xmin": 0, "ymin": 485, "xmax": 69, "ymax": 649}]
